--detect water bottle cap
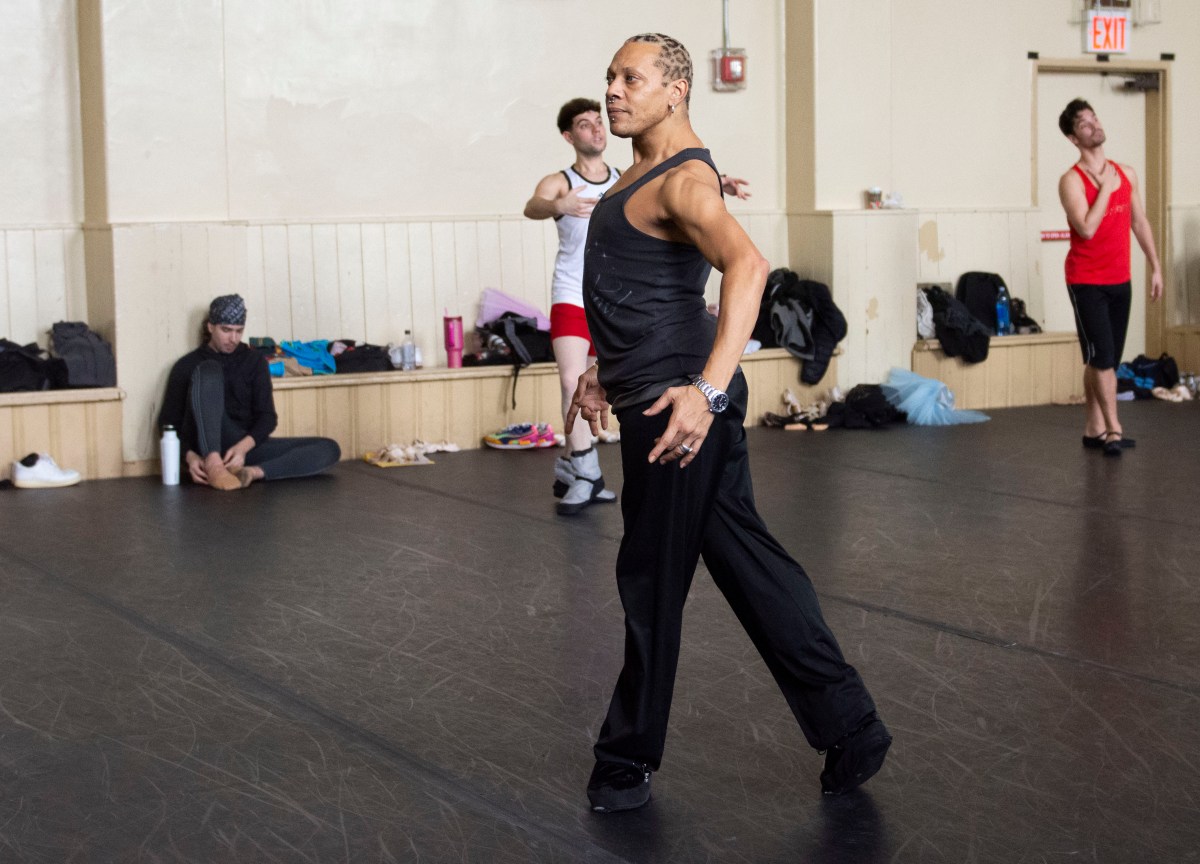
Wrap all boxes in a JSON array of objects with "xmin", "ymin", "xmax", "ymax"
[{"xmin": 162, "ymin": 425, "xmax": 175, "ymax": 431}]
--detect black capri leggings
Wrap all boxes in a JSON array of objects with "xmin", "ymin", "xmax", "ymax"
[
  {"xmin": 187, "ymin": 361, "xmax": 340, "ymax": 481},
  {"xmin": 1067, "ymin": 281, "xmax": 1131, "ymax": 370}
]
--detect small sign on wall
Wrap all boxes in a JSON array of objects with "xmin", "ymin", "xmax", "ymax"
[{"xmin": 1085, "ymin": 9, "xmax": 1130, "ymax": 53}]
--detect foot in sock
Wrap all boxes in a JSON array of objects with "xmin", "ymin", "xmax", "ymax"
[
  {"xmin": 233, "ymin": 465, "xmax": 265, "ymax": 488},
  {"xmin": 203, "ymin": 453, "xmax": 242, "ymax": 491}
]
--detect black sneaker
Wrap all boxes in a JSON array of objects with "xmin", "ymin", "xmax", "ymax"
[
  {"xmin": 586, "ymin": 760, "xmax": 652, "ymax": 813},
  {"xmin": 819, "ymin": 714, "xmax": 892, "ymax": 795}
]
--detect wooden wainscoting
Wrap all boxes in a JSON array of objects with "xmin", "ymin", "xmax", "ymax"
[
  {"xmin": 1165, "ymin": 326, "xmax": 1200, "ymax": 374},
  {"xmin": 911, "ymin": 332, "xmax": 1082, "ymax": 410},
  {"xmin": 0, "ymin": 388, "xmax": 125, "ymax": 482},
  {"xmin": 272, "ymin": 362, "xmax": 564, "ymax": 456},
  {"xmin": 270, "ymin": 348, "xmax": 832, "ymax": 459}
]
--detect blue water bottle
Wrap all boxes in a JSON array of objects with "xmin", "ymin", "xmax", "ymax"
[{"xmin": 995, "ymin": 286, "xmax": 1012, "ymax": 336}]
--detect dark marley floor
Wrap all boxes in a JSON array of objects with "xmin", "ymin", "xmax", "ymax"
[{"xmin": 1, "ymin": 401, "xmax": 1198, "ymax": 863}]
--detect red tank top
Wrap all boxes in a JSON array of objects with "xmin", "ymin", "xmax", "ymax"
[{"xmin": 1065, "ymin": 162, "xmax": 1131, "ymax": 285}]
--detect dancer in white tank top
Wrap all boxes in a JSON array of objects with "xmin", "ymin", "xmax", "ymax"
[{"xmin": 550, "ymin": 164, "xmax": 621, "ymax": 309}]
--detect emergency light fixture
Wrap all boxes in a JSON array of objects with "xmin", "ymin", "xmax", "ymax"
[{"xmin": 711, "ymin": 0, "xmax": 746, "ymax": 92}]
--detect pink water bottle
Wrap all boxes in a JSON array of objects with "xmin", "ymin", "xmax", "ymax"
[{"xmin": 444, "ymin": 313, "xmax": 464, "ymax": 368}]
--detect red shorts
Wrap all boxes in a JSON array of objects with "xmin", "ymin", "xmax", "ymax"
[{"xmin": 550, "ymin": 303, "xmax": 595, "ymax": 354}]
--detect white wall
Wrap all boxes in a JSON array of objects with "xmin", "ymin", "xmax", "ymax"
[
  {"xmin": 0, "ymin": 0, "xmax": 86, "ymax": 346},
  {"xmin": 99, "ymin": 0, "xmax": 785, "ymax": 221},
  {"xmin": 811, "ymin": 0, "xmax": 1199, "ymax": 211}
]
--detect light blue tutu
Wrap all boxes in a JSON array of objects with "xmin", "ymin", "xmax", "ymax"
[{"xmin": 881, "ymin": 368, "xmax": 989, "ymax": 426}]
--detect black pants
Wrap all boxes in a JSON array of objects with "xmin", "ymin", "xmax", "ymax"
[
  {"xmin": 1067, "ymin": 281, "xmax": 1131, "ymax": 370},
  {"xmin": 594, "ymin": 371, "xmax": 877, "ymax": 770},
  {"xmin": 187, "ymin": 361, "xmax": 340, "ymax": 481}
]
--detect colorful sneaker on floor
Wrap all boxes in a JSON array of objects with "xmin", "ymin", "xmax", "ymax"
[
  {"xmin": 10, "ymin": 452, "xmax": 82, "ymax": 489},
  {"xmin": 483, "ymin": 423, "xmax": 541, "ymax": 449},
  {"xmin": 535, "ymin": 423, "xmax": 558, "ymax": 448}
]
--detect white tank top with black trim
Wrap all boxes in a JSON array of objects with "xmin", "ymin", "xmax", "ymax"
[{"xmin": 551, "ymin": 165, "xmax": 621, "ymax": 308}]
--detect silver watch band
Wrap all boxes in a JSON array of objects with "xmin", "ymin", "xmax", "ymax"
[{"xmin": 691, "ymin": 375, "xmax": 727, "ymax": 410}]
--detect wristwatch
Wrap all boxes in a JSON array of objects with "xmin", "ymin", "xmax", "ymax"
[{"xmin": 691, "ymin": 375, "xmax": 729, "ymax": 413}]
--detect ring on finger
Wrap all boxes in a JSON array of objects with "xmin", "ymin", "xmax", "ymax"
[{"xmin": 678, "ymin": 443, "xmax": 693, "ymax": 455}]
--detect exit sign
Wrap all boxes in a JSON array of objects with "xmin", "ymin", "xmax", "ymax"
[{"xmin": 1086, "ymin": 9, "xmax": 1130, "ymax": 54}]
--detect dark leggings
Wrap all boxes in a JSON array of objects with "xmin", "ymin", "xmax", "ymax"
[
  {"xmin": 1067, "ymin": 281, "xmax": 1131, "ymax": 370},
  {"xmin": 593, "ymin": 371, "xmax": 877, "ymax": 770},
  {"xmin": 187, "ymin": 361, "xmax": 340, "ymax": 481}
]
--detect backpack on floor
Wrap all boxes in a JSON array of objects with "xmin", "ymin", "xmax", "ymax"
[
  {"xmin": 1116, "ymin": 362, "xmax": 1155, "ymax": 399},
  {"xmin": 1128, "ymin": 353, "xmax": 1180, "ymax": 389},
  {"xmin": 50, "ymin": 321, "xmax": 116, "ymax": 387}
]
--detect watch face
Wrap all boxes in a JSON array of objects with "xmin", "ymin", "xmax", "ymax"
[{"xmin": 710, "ymin": 392, "xmax": 730, "ymax": 413}]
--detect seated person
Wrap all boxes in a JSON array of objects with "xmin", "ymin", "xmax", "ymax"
[{"xmin": 158, "ymin": 294, "xmax": 340, "ymax": 490}]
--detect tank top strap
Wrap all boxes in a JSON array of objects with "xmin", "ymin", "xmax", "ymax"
[{"xmin": 610, "ymin": 148, "xmax": 718, "ymax": 200}]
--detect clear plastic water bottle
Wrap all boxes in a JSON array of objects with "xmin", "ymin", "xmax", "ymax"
[
  {"xmin": 400, "ymin": 330, "xmax": 416, "ymax": 371},
  {"xmin": 994, "ymin": 286, "xmax": 1012, "ymax": 336},
  {"xmin": 160, "ymin": 425, "xmax": 180, "ymax": 485}
]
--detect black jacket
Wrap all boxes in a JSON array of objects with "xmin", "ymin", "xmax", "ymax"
[
  {"xmin": 158, "ymin": 344, "xmax": 277, "ymax": 453},
  {"xmin": 759, "ymin": 269, "xmax": 847, "ymax": 385}
]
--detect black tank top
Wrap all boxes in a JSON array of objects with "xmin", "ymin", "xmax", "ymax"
[{"xmin": 582, "ymin": 148, "xmax": 720, "ymax": 410}]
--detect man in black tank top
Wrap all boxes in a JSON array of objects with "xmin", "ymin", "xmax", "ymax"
[{"xmin": 568, "ymin": 33, "xmax": 890, "ymax": 814}]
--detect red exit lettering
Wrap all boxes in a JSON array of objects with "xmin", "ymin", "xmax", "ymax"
[{"xmin": 1089, "ymin": 13, "xmax": 1128, "ymax": 52}]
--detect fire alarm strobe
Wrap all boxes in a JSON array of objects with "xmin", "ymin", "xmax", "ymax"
[{"xmin": 711, "ymin": 48, "xmax": 747, "ymax": 92}]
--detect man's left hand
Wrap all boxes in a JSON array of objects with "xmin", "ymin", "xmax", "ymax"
[
  {"xmin": 1150, "ymin": 270, "xmax": 1164, "ymax": 301},
  {"xmin": 644, "ymin": 385, "xmax": 714, "ymax": 468},
  {"xmin": 222, "ymin": 436, "xmax": 255, "ymax": 470},
  {"xmin": 720, "ymin": 175, "xmax": 752, "ymax": 200}
]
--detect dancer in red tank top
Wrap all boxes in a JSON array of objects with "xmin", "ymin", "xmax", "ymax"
[{"xmin": 1057, "ymin": 99, "xmax": 1163, "ymax": 457}]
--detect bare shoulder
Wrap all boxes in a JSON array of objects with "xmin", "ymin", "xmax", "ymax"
[
  {"xmin": 664, "ymin": 159, "xmax": 721, "ymax": 190},
  {"xmin": 660, "ymin": 160, "xmax": 722, "ymax": 208},
  {"xmin": 1117, "ymin": 162, "xmax": 1139, "ymax": 183},
  {"xmin": 533, "ymin": 170, "xmax": 570, "ymax": 197}
]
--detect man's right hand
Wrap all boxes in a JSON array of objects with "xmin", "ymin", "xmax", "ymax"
[
  {"xmin": 1098, "ymin": 161, "xmax": 1122, "ymax": 193},
  {"xmin": 558, "ymin": 185, "xmax": 599, "ymax": 218},
  {"xmin": 566, "ymin": 364, "xmax": 610, "ymax": 435},
  {"xmin": 185, "ymin": 450, "xmax": 208, "ymax": 485}
]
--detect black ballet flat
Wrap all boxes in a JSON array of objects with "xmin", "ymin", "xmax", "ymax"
[{"xmin": 1083, "ymin": 433, "xmax": 1135, "ymax": 450}]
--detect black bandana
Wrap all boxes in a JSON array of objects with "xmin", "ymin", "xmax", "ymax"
[{"xmin": 208, "ymin": 294, "xmax": 246, "ymax": 326}]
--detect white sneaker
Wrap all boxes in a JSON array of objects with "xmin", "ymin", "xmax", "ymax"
[
  {"xmin": 11, "ymin": 453, "xmax": 82, "ymax": 489},
  {"xmin": 556, "ymin": 448, "xmax": 617, "ymax": 515}
]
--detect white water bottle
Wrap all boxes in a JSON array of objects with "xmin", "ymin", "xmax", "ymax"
[{"xmin": 160, "ymin": 425, "xmax": 180, "ymax": 485}]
